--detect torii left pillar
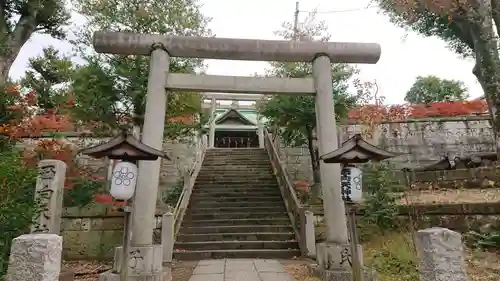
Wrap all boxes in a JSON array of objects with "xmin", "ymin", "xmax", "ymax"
[{"xmin": 102, "ymin": 43, "xmax": 170, "ymax": 281}]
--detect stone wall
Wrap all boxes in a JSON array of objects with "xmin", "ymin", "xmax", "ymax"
[
  {"xmin": 20, "ymin": 135, "xmax": 201, "ymax": 207},
  {"xmin": 19, "ymin": 135, "xmax": 201, "ymax": 260},
  {"xmin": 278, "ymin": 116, "xmax": 495, "ymax": 182}
]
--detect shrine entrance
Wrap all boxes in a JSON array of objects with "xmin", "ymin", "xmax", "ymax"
[{"xmin": 215, "ymin": 130, "xmax": 258, "ymax": 148}]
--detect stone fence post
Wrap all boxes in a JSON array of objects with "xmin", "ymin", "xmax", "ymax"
[
  {"xmin": 304, "ymin": 210, "xmax": 316, "ymax": 258},
  {"xmin": 6, "ymin": 233, "xmax": 63, "ymax": 281},
  {"xmin": 31, "ymin": 160, "xmax": 67, "ymax": 234},
  {"xmin": 6, "ymin": 160, "xmax": 67, "ymax": 281},
  {"xmin": 162, "ymin": 212, "xmax": 174, "ymax": 263},
  {"xmin": 415, "ymin": 227, "xmax": 469, "ymax": 281}
]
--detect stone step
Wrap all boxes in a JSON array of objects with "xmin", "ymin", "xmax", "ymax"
[
  {"xmin": 175, "ymin": 240, "xmax": 298, "ymax": 251},
  {"xmin": 183, "ymin": 218, "xmax": 291, "ymax": 227},
  {"xmin": 195, "ymin": 179, "xmax": 277, "ymax": 185},
  {"xmin": 195, "ymin": 175, "xmax": 276, "ymax": 181},
  {"xmin": 202, "ymin": 160, "xmax": 270, "ymax": 164},
  {"xmin": 184, "ymin": 211, "xmax": 288, "ymax": 220},
  {"xmin": 205, "ymin": 148, "xmax": 266, "ymax": 152},
  {"xmin": 179, "ymin": 224, "xmax": 293, "ymax": 234},
  {"xmin": 191, "ymin": 188, "xmax": 281, "ymax": 195},
  {"xmin": 191, "ymin": 201, "xmax": 283, "ymax": 208},
  {"xmin": 173, "ymin": 249, "xmax": 301, "ymax": 261},
  {"xmin": 191, "ymin": 189, "xmax": 281, "ymax": 196},
  {"xmin": 204, "ymin": 156, "xmax": 268, "ymax": 159},
  {"xmin": 192, "ymin": 190, "xmax": 281, "ymax": 196},
  {"xmin": 188, "ymin": 206, "xmax": 286, "ymax": 214},
  {"xmin": 199, "ymin": 167, "xmax": 273, "ymax": 172},
  {"xmin": 193, "ymin": 183, "xmax": 279, "ymax": 189},
  {"xmin": 202, "ymin": 163, "xmax": 271, "ymax": 167},
  {"xmin": 205, "ymin": 151, "xmax": 267, "ymax": 155},
  {"xmin": 197, "ymin": 171, "xmax": 274, "ymax": 175},
  {"xmin": 190, "ymin": 196, "xmax": 283, "ymax": 203},
  {"xmin": 196, "ymin": 178, "xmax": 276, "ymax": 182},
  {"xmin": 176, "ymin": 232, "xmax": 296, "ymax": 242}
]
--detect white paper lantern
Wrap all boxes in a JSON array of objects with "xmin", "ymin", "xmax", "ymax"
[
  {"xmin": 110, "ymin": 161, "xmax": 138, "ymax": 200},
  {"xmin": 340, "ymin": 166, "xmax": 362, "ymax": 202}
]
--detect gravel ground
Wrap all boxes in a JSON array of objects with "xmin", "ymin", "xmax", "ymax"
[
  {"xmin": 398, "ymin": 188, "xmax": 500, "ymax": 204},
  {"xmin": 281, "ymin": 260, "xmax": 320, "ymax": 281},
  {"xmin": 64, "ymin": 260, "xmax": 196, "ymax": 281}
]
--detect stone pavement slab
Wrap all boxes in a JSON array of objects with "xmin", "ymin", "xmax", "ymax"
[{"xmin": 188, "ymin": 259, "xmax": 295, "ymax": 281}]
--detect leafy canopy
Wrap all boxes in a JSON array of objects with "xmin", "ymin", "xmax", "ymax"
[
  {"xmin": 0, "ymin": 0, "xmax": 70, "ymax": 84},
  {"xmin": 67, "ymin": 0, "xmax": 212, "ymax": 138},
  {"xmin": 404, "ymin": 75, "xmax": 469, "ymax": 104}
]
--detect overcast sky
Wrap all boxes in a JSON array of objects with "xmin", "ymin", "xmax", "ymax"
[{"xmin": 9, "ymin": 0, "xmax": 481, "ymax": 104}]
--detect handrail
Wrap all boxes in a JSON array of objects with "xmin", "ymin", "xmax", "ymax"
[
  {"xmin": 173, "ymin": 134, "xmax": 207, "ymax": 236},
  {"xmin": 263, "ymin": 128, "xmax": 307, "ymax": 255}
]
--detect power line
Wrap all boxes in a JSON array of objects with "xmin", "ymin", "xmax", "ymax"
[{"xmin": 299, "ymin": 5, "xmax": 378, "ymax": 14}]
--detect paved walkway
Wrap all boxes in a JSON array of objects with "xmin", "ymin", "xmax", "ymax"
[{"xmin": 187, "ymin": 259, "xmax": 295, "ymax": 281}]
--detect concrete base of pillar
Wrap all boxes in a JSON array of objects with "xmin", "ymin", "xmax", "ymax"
[
  {"xmin": 309, "ymin": 264, "xmax": 378, "ymax": 281},
  {"xmin": 316, "ymin": 242, "xmax": 363, "ymax": 270},
  {"xmin": 98, "ymin": 268, "xmax": 171, "ymax": 281},
  {"xmin": 314, "ymin": 242, "xmax": 378, "ymax": 281},
  {"xmin": 110, "ymin": 244, "xmax": 165, "ymax": 280}
]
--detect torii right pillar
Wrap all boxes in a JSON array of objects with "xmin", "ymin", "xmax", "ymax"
[{"xmin": 313, "ymin": 55, "xmax": 377, "ymax": 281}]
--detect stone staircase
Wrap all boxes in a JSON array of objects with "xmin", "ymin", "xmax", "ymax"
[{"xmin": 173, "ymin": 148, "xmax": 301, "ymax": 260}]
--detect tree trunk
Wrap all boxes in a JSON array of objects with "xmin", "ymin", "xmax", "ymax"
[
  {"xmin": 470, "ymin": 0, "xmax": 500, "ymax": 160},
  {"xmin": 0, "ymin": 56, "xmax": 15, "ymax": 86},
  {"xmin": 0, "ymin": 11, "xmax": 38, "ymax": 86}
]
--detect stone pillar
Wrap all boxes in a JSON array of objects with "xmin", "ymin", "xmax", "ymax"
[
  {"xmin": 312, "ymin": 55, "xmax": 349, "ymax": 244},
  {"xmin": 131, "ymin": 44, "xmax": 169, "ymax": 246},
  {"xmin": 304, "ymin": 210, "xmax": 316, "ymax": 257},
  {"xmin": 31, "ymin": 160, "xmax": 67, "ymax": 234},
  {"xmin": 313, "ymin": 55, "xmax": 374, "ymax": 280},
  {"xmin": 161, "ymin": 212, "xmax": 174, "ymax": 263},
  {"xmin": 415, "ymin": 227, "xmax": 468, "ymax": 281},
  {"xmin": 102, "ymin": 44, "xmax": 170, "ymax": 281},
  {"xmin": 257, "ymin": 114, "xmax": 264, "ymax": 148},
  {"xmin": 6, "ymin": 234, "xmax": 63, "ymax": 281},
  {"xmin": 209, "ymin": 97, "xmax": 216, "ymax": 148}
]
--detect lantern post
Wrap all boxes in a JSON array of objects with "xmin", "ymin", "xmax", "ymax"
[
  {"xmin": 80, "ymin": 130, "xmax": 168, "ymax": 281},
  {"xmin": 320, "ymin": 133, "xmax": 395, "ymax": 281}
]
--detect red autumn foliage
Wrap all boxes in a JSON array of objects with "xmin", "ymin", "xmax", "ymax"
[
  {"xmin": 347, "ymin": 100, "xmax": 488, "ymax": 122},
  {"xmin": 293, "ymin": 180, "xmax": 310, "ymax": 193},
  {"xmin": 168, "ymin": 115, "xmax": 195, "ymax": 125},
  {"xmin": 1, "ymin": 85, "xmax": 118, "ymax": 205}
]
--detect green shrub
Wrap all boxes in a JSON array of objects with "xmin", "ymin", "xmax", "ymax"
[
  {"xmin": 365, "ymin": 232, "xmax": 419, "ymax": 281},
  {"xmin": 469, "ymin": 228, "xmax": 500, "ymax": 250},
  {"xmin": 163, "ymin": 179, "xmax": 184, "ymax": 207},
  {"xmin": 361, "ymin": 162, "xmax": 400, "ymax": 234},
  {"xmin": 0, "ymin": 150, "xmax": 38, "ymax": 277}
]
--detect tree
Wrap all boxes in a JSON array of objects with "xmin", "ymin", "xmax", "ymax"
[
  {"xmin": 69, "ymin": 0, "xmax": 212, "ymax": 138},
  {"xmin": 258, "ymin": 12, "xmax": 363, "ymax": 190},
  {"xmin": 0, "ymin": 1, "xmax": 70, "ymax": 85},
  {"xmin": 404, "ymin": 75, "xmax": 469, "ymax": 104},
  {"xmin": 20, "ymin": 47, "xmax": 75, "ymax": 113},
  {"xmin": 375, "ymin": 0, "xmax": 500, "ymax": 153}
]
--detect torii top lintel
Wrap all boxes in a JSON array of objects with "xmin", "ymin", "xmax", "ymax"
[{"xmin": 93, "ymin": 31, "xmax": 381, "ymax": 64}]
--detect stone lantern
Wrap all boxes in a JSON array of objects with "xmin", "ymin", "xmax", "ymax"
[
  {"xmin": 79, "ymin": 130, "xmax": 168, "ymax": 281},
  {"xmin": 320, "ymin": 133, "xmax": 395, "ymax": 281}
]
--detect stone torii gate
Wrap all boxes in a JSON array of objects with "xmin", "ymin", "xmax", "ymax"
[{"xmin": 93, "ymin": 31, "xmax": 380, "ymax": 280}]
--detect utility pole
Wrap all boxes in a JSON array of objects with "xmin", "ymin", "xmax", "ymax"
[{"xmin": 293, "ymin": 1, "xmax": 299, "ymax": 40}]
